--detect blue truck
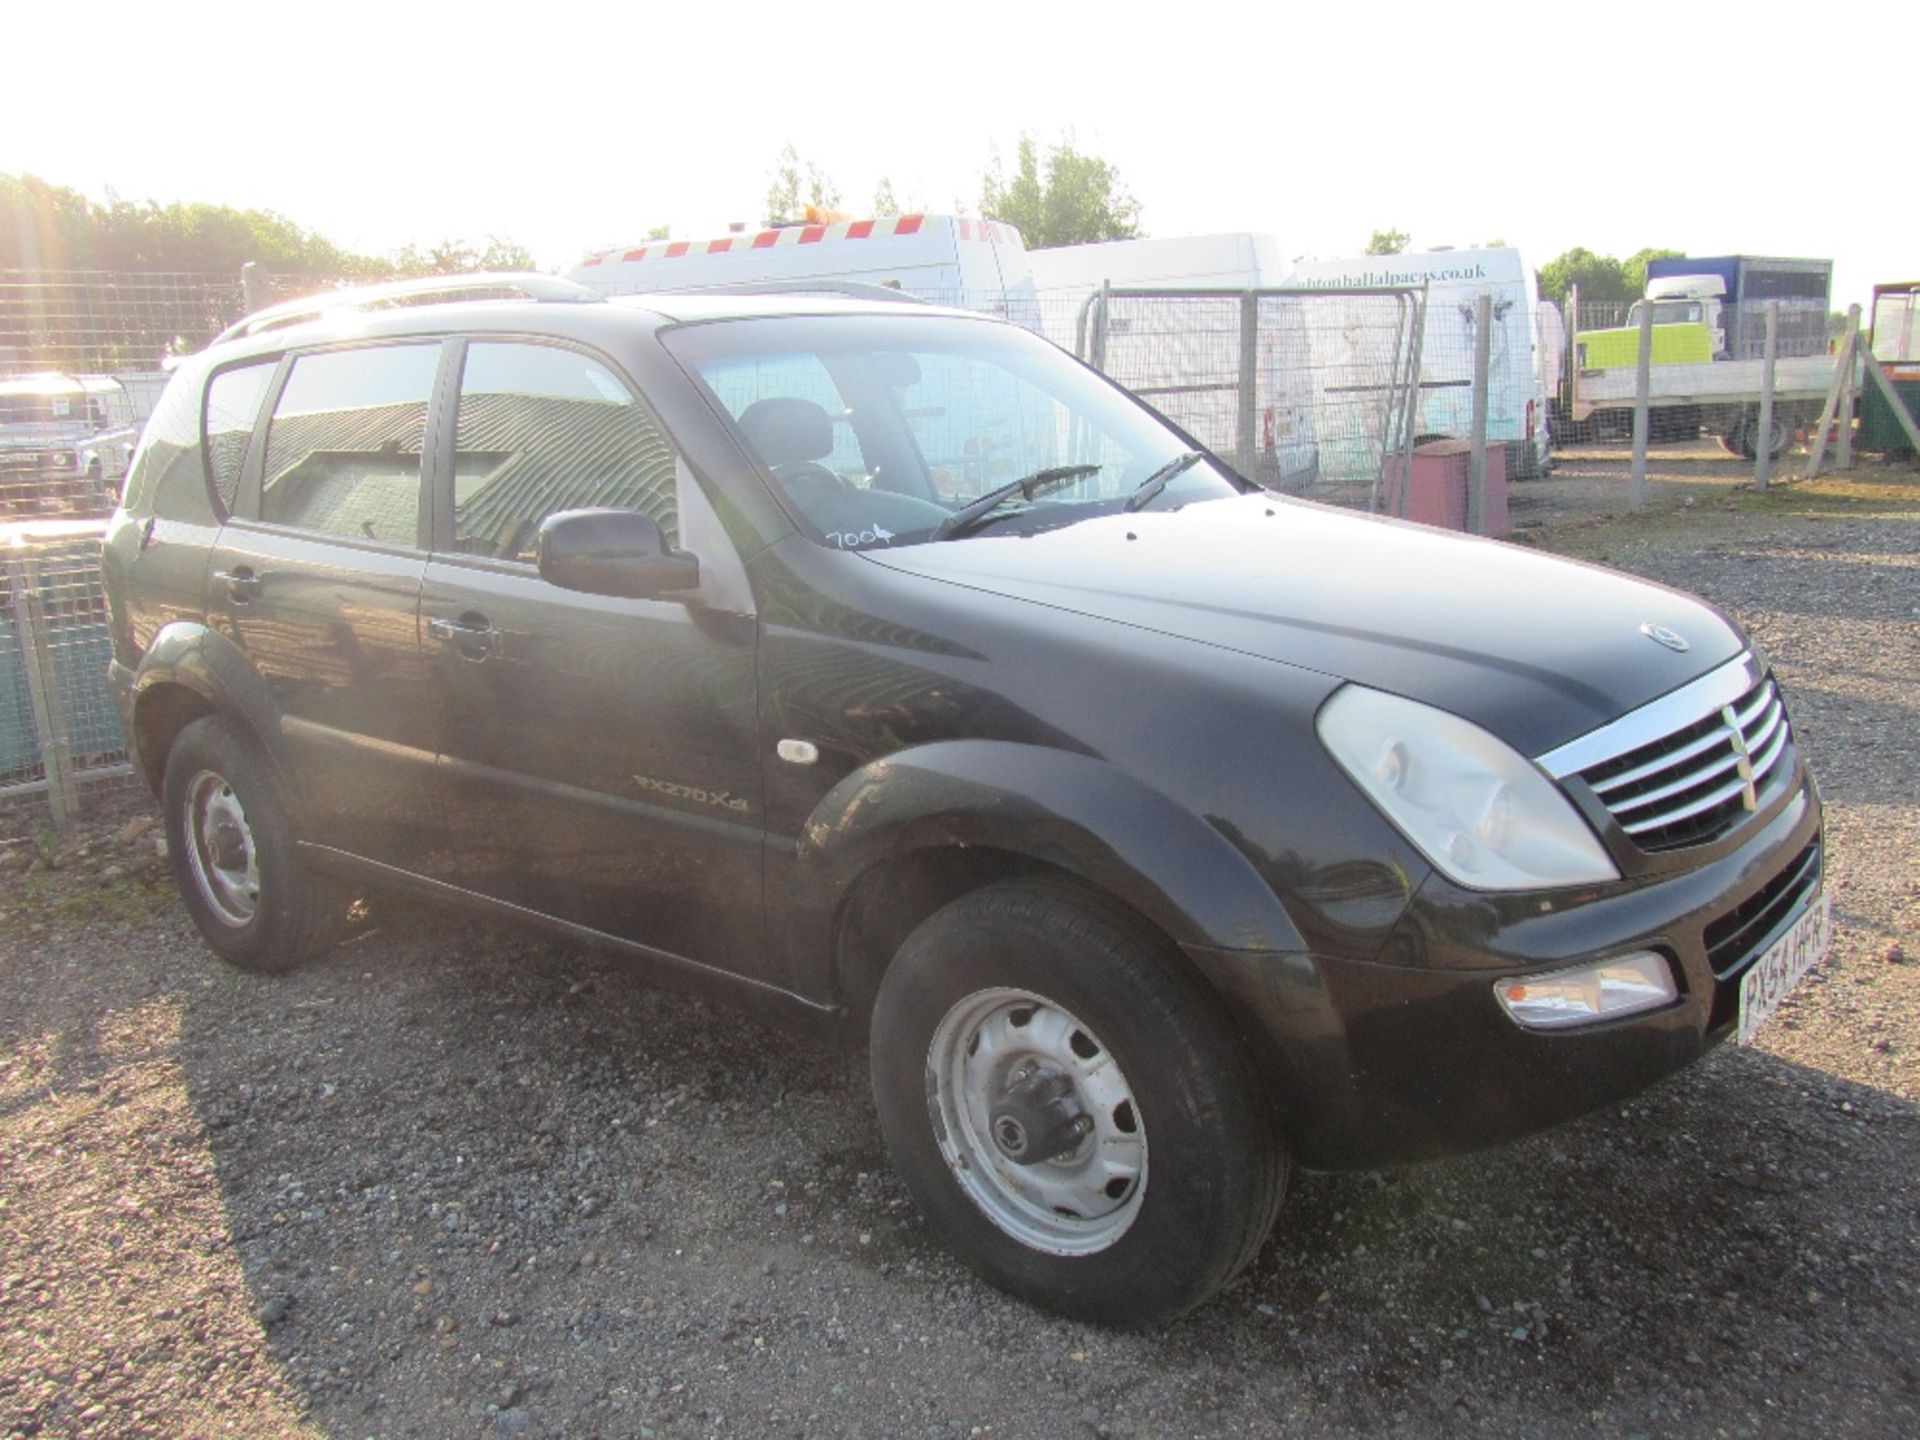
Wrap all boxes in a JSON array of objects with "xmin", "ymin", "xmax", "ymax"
[
  {"xmin": 1638, "ymin": 255, "xmax": 1833, "ymax": 363},
  {"xmin": 1621, "ymin": 256, "xmax": 1834, "ymax": 457}
]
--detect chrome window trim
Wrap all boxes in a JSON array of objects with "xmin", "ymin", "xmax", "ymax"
[{"xmin": 1536, "ymin": 652, "xmax": 1765, "ymax": 778}]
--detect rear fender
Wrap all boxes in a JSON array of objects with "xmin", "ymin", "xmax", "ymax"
[{"xmin": 130, "ymin": 621, "xmax": 298, "ymax": 814}]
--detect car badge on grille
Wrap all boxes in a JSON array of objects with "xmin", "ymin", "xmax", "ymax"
[
  {"xmin": 1639, "ymin": 623, "xmax": 1690, "ymax": 653},
  {"xmin": 1722, "ymin": 704, "xmax": 1760, "ymax": 811}
]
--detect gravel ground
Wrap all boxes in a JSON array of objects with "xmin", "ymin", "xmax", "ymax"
[{"xmin": 2, "ymin": 464, "xmax": 1916, "ymax": 1440}]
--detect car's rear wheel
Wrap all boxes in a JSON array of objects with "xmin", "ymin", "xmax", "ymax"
[
  {"xmin": 163, "ymin": 715, "xmax": 340, "ymax": 973},
  {"xmin": 870, "ymin": 878, "xmax": 1286, "ymax": 1323}
]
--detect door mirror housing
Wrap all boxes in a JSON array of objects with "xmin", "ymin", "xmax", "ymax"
[{"xmin": 536, "ymin": 509, "xmax": 700, "ymax": 598}]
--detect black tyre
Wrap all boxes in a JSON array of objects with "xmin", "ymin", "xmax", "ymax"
[
  {"xmin": 870, "ymin": 878, "xmax": 1287, "ymax": 1323},
  {"xmin": 1760, "ymin": 412, "xmax": 1795, "ymax": 460},
  {"xmin": 1723, "ymin": 412, "xmax": 1790, "ymax": 462},
  {"xmin": 162, "ymin": 714, "xmax": 340, "ymax": 973}
]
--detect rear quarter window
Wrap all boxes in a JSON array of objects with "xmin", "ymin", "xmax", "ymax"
[
  {"xmin": 123, "ymin": 366, "xmax": 217, "ymax": 524},
  {"xmin": 203, "ymin": 361, "xmax": 278, "ymax": 513}
]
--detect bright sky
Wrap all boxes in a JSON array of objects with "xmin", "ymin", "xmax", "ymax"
[{"xmin": 5, "ymin": 1, "xmax": 1913, "ymax": 308}]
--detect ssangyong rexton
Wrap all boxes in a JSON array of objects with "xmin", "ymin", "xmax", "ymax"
[{"xmin": 102, "ymin": 276, "xmax": 1828, "ymax": 1322}]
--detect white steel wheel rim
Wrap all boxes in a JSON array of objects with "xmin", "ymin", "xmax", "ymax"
[
  {"xmin": 926, "ymin": 987, "xmax": 1148, "ymax": 1256},
  {"xmin": 183, "ymin": 769, "xmax": 260, "ymax": 927}
]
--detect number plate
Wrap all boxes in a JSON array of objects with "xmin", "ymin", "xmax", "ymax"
[{"xmin": 1735, "ymin": 891, "xmax": 1831, "ymax": 1045}]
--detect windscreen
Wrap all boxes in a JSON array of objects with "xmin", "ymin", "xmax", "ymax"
[{"xmin": 664, "ymin": 314, "xmax": 1243, "ymax": 551}]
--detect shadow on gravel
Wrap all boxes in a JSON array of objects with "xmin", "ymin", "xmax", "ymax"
[
  {"xmin": 134, "ymin": 894, "xmax": 1919, "ymax": 1438},
  {"xmin": 1184, "ymin": 1043, "xmax": 1920, "ymax": 1432}
]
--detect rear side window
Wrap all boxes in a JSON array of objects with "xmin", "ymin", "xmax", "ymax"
[
  {"xmin": 203, "ymin": 362, "xmax": 276, "ymax": 512},
  {"xmin": 261, "ymin": 344, "xmax": 439, "ymax": 545},
  {"xmin": 450, "ymin": 342, "xmax": 678, "ymax": 561}
]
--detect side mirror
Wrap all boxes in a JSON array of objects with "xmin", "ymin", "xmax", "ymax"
[{"xmin": 535, "ymin": 508, "xmax": 699, "ymax": 599}]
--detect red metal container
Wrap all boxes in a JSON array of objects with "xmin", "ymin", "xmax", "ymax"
[{"xmin": 1381, "ymin": 440, "xmax": 1508, "ymax": 537}]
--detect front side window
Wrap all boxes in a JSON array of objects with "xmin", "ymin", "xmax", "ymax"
[
  {"xmin": 451, "ymin": 342, "xmax": 678, "ymax": 561},
  {"xmin": 666, "ymin": 315, "xmax": 1243, "ymax": 551},
  {"xmin": 260, "ymin": 344, "xmax": 438, "ymax": 544},
  {"xmin": 699, "ymin": 352, "xmax": 869, "ymax": 484},
  {"xmin": 203, "ymin": 361, "xmax": 277, "ymax": 512}
]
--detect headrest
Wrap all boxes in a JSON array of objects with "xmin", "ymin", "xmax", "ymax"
[{"xmin": 737, "ymin": 396, "xmax": 835, "ymax": 467}]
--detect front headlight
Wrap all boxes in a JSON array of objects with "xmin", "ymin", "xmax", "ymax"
[{"xmin": 1317, "ymin": 685, "xmax": 1618, "ymax": 891}]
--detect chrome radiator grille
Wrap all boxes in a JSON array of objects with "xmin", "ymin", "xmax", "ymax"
[{"xmin": 1576, "ymin": 676, "xmax": 1792, "ymax": 851}]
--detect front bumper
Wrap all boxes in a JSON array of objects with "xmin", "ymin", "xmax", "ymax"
[{"xmin": 1186, "ymin": 773, "xmax": 1823, "ymax": 1170}]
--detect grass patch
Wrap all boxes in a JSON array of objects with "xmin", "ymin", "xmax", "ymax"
[
  {"xmin": 2, "ymin": 867, "xmax": 175, "ymax": 930},
  {"xmin": 1738, "ymin": 470, "xmax": 1919, "ymax": 517},
  {"xmin": 1533, "ymin": 462, "xmax": 1918, "ymax": 562}
]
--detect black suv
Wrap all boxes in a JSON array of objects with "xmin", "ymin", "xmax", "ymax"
[{"xmin": 103, "ymin": 275, "xmax": 1828, "ymax": 1322}]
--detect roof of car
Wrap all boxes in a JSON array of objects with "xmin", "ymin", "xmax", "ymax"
[
  {"xmin": 199, "ymin": 286, "xmax": 990, "ymax": 366},
  {"xmin": 603, "ymin": 290, "xmax": 980, "ymax": 324}
]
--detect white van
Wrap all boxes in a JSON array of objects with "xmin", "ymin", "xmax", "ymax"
[
  {"xmin": 568, "ymin": 214, "xmax": 1039, "ymax": 324},
  {"xmin": 1026, "ymin": 233, "xmax": 1316, "ymax": 486},
  {"xmin": 1288, "ymin": 247, "xmax": 1555, "ymax": 478}
]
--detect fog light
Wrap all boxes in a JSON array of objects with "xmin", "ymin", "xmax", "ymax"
[{"xmin": 1494, "ymin": 952, "xmax": 1676, "ymax": 1030}]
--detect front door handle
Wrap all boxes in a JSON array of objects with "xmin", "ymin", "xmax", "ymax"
[
  {"xmin": 212, "ymin": 566, "xmax": 261, "ymax": 602},
  {"xmin": 427, "ymin": 614, "xmax": 502, "ymax": 659}
]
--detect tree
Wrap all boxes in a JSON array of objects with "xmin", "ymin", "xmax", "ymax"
[
  {"xmin": 1537, "ymin": 247, "xmax": 1630, "ymax": 306},
  {"xmin": 1536, "ymin": 246, "xmax": 1687, "ymax": 308},
  {"xmin": 765, "ymin": 144, "xmax": 840, "ymax": 223},
  {"xmin": 1365, "ymin": 228, "xmax": 1410, "ymax": 256},
  {"xmin": 3, "ymin": 170, "xmax": 537, "ymax": 280},
  {"xmin": 979, "ymin": 136, "xmax": 1141, "ymax": 248},
  {"xmin": 3, "ymin": 171, "xmax": 389, "ymax": 276},
  {"xmin": 390, "ymin": 235, "xmax": 537, "ymax": 277},
  {"xmin": 1622, "ymin": 247, "xmax": 1685, "ymax": 299},
  {"xmin": 872, "ymin": 177, "xmax": 900, "ymax": 217}
]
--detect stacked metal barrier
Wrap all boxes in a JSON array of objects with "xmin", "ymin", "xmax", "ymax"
[{"xmin": 1, "ymin": 525, "xmax": 133, "ymax": 823}]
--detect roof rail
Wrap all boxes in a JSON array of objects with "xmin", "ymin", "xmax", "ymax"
[
  {"xmin": 212, "ymin": 272, "xmax": 603, "ymax": 345},
  {"xmin": 644, "ymin": 279, "xmax": 932, "ymax": 306}
]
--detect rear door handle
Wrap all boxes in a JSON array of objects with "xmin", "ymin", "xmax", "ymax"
[
  {"xmin": 212, "ymin": 567, "xmax": 261, "ymax": 602},
  {"xmin": 427, "ymin": 614, "xmax": 502, "ymax": 659}
]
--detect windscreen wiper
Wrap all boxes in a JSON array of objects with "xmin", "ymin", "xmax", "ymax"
[
  {"xmin": 1123, "ymin": 450, "xmax": 1206, "ymax": 512},
  {"xmin": 930, "ymin": 464, "xmax": 1103, "ymax": 541}
]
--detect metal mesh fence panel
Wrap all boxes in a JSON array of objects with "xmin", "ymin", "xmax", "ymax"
[
  {"xmin": 0, "ymin": 269, "xmax": 244, "ymax": 374},
  {"xmin": 1265, "ymin": 289, "xmax": 1422, "ymax": 495},
  {"xmin": 0, "ymin": 568, "xmax": 35, "ymax": 792},
  {"xmin": 1079, "ymin": 290, "xmax": 1244, "ymax": 458},
  {"xmin": 1050, "ymin": 288, "xmax": 1423, "ymax": 506},
  {"xmin": 0, "ymin": 269, "xmax": 380, "ymax": 519},
  {"xmin": 2, "ymin": 525, "xmax": 133, "ymax": 812}
]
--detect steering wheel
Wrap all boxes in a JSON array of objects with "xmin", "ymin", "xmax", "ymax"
[{"xmin": 773, "ymin": 461, "xmax": 855, "ymax": 511}]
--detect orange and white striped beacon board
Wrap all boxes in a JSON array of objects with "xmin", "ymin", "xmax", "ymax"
[{"xmin": 568, "ymin": 211, "xmax": 1039, "ymax": 325}]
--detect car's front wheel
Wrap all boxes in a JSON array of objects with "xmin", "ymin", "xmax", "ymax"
[
  {"xmin": 162, "ymin": 715, "xmax": 340, "ymax": 973},
  {"xmin": 870, "ymin": 878, "xmax": 1287, "ymax": 1323}
]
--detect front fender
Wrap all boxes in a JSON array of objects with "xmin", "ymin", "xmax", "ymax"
[
  {"xmin": 792, "ymin": 739, "xmax": 1307, "ymax": 968},
  {"xmin": 130, "ymin": 620, "xmax": 296, "ymax": 809}
]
